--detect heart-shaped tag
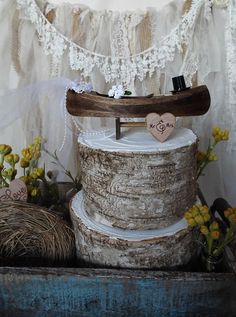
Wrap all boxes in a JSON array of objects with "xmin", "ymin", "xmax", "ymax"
[
  {"xmin": 146, "ymin": 113, "xmax": 176, "ymax": 142},
  {"xmin": 0, "ymin": 179, "xmax": 28, "ymax": 202}
]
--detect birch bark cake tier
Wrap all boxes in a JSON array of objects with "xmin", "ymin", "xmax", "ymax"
[
  {"xmin": 78, "ymin": 128, "xmax": 197, "ymax": 230},
  {"xmin": 70, "ymin": 191, "xmax": 196, "ymax": 269}
]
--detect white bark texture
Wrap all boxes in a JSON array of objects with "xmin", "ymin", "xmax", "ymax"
[
  {"xmin": 70, "ymin": 204, "xmax": 196, "ymax": 269},
  {"xmin": 79, "ymin": 142, "xmax": 197, "ymax": 230}
]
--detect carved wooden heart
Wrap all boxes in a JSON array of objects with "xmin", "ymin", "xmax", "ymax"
[
  {"xmin": 0, "ymin": 179, "xmax": 28, "ymax": 202},
  {"xmin": 146, "ymin": 113, "xmax": 176, "ymax": 142}
]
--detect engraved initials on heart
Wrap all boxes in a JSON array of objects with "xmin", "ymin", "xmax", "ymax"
[{"xmin": 146, "ymin": 113, "xmax": 176, "ymax": 142}]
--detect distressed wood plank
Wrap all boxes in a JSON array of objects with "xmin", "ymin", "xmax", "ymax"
[{"xmin": 0, "ymin": 267, "xmax": 235, "ymax": 317}]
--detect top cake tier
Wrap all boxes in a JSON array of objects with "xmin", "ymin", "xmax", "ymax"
[
  {"xmin": 78, "ymin": 127, "xmax": 197, "ymax": 153},
  {"xmin": 78, "ymin": 128, "xmax": 197, "ymax": 230}
]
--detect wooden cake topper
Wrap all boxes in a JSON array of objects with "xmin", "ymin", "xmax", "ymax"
[
  {"xmin": 67, "ymin": 85, "xmax": 210, "ymax": 118},
  {"xmin": 66, "ymin": 75, "xmax": 210, "ymax": 139},
  {"xmin": 146, "ymin": 113, "xmax": 176, "ymax": 142}
]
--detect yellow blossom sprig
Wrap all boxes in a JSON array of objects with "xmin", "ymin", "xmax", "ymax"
[
  {"xmin": 0, "ymin": 137, "xmax": 77, "ymax": 213},
  {"xmin": 17, "ymin": 137, "xmax": 43, "ymax": 200},
  {"xmin": 1, "ymin": 168, "xmax": 17, "ymax": 182},
  {"xmin": 18, "ymin": 138, "xmax": 60, "ymax": 205},
  {"xmin": 184, "ymin": 205, "xmax": 210, "ymax": 227},
  {"xmin": 21, "ymin": 136, "xmax": 43, "ymax": 176},
  {"xmin": 212, "ymin": 127, "xmax": 229, "ymax": 142},
  {"xmin": 0, "ymin": 145, "xmax": 12, "ymax": 167},
  {"xmin": 212, "ymin": 207, "xmax": 236, "ymax": 256},
  {"xmin": 0, "ymin": 137, "xmax": 59, "ymax": 207},
  {"xmin": 184, "ymin": 204, "xmax": 236, "ymax": 259},
  {"xmin": 197, "ymin": 127, "xmax": 229, "ymax": 179},
  {"xmin": 0, "ymin": 145, "xmax": 19, "ymax": 186}
]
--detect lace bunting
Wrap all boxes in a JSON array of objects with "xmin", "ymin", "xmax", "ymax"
[{"xmin": 17, "ymin": 0, "xmax": 209, "ymax": 86}]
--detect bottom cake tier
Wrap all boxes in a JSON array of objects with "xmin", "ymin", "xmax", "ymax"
[{"xmin": 70, "ymin": 191, "xmax": 196, "ymax": 269}]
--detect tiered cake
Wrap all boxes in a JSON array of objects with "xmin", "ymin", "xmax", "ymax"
[{"xmin": 70, "ymin": 127, "xmax": 198, "ymax": 269}]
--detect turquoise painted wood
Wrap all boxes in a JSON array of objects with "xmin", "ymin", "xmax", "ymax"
[{"xmin": 0, "ymin": 267, "xmax": 236, "ymax": 317}]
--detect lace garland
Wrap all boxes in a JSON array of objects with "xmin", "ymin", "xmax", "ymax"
[
  {"xmin": 111, "ymin": 13, "xmax": 131, "ymax": 60},
  {"xmin": 17, "ymin": 0, "xmax": 208, "ymax": 85}
]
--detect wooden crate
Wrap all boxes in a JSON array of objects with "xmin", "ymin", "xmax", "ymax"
[
  {"xmin": 0, "ymin": 197, "xmax": 235, "ymax": 316},
  {"xmin": 0, "ymin": 264, "xmax": 236, "ymax": 317}
]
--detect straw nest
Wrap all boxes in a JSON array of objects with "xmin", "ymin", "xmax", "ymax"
[{"xmin": 0, "ymin": 201, "xmax": 75, "ymax": 262}]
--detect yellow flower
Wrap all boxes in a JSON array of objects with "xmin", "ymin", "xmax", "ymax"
[
  {"xmin": 187, "ymin": 217, "xmax": 197, "ymax": 227},
  {"xmin": 33, "ymin": 136, "xmax": 43, "ymax": 145},
  {"xmin": 212, "ymin": 127, "xmax": 229, "ymax": 143},
  {"xmin": 28, "ymin": 144, "xmax": 34, "ymax": 151},
  {"xmin": 224, "ymin": 208, "xmax": 231, "ymax": 218},
  {"xmin": 20, "ymin": 158, "xmax": 29, "ymax": 168},
  {"xmin": 207, "ymin": 151, "xmax": 218, "ymax": 161},
  {"xmin": 4, "ymin": 154, "xmax": 14, "ymax": 165},
  {"xmin": 30, "ymin": 167, "xmax": 45, "ymax": 179},
  {"xmin": 203, "ymin": 214, "xmax": 210, "ymax": 222},
  {"xmin": 19, "ymin": 176, "xmax": 29, "ymax": 184},
  {"xmin": 199, "ymin": 205, "xmax": 209, "ymax": 215},
  {"xmin": 191, "ymin": 208, "xmax": 199, "ymax": 218},
  {"xmin": 21, "ymin": 148, "xmax": 32, "ymax": 161},
  {"xmin": 211, "ymin": 230, "xmax": 220, "ymax": 240},
  {"xmin": 214, "ymin": 134, "xmax": 223, "ymax": 142},
  {"xmin": 30, "ymin": 187, "xmax": 40, "ymax": 197},
  {"xmin": 212, "ymin": 127, "xmax": 221, "ymax": 137},
  {"xmin": 32, "ymin": 150, "xmax": 41, "ymax": 160},
  {"xmin": 36, "ymin": 167, "xmax": 45, "ymax": 178},
  {"xmin": 2, "ymin": 168, "xmax": 17, "ymax": 179},
  {"xmin": 222, "ymin": 130, "xmax": 229, "ymax": 141},
  {"xmin": 224, "ymin": 207, "xmax": 236, "ymax": 219},
  {"xmin": 30, "ymin": 171, "xmax": 37, "ymax": 179},
  {"xmin": 4, "ymin": 154, "xmax": 19, "ymax": 166},
  {"xmin": 194, "ymin": 215, "xmax": 205, "ymax": 225},
  {"xmin": 229, "ymin": 214, "xmax": 236, "ymax": 224},
  {"xmin": 200, "ymin": 225, "xmax": 209, "ymax": 236},
  {"xmin": 210, "ymin": 221, "xmax": 219, "ymax": 231},
  {"xmin": 13, "ymin": 154, "xmax": 20, "ymax": 164},
  {"xmin": 1, "ymin": 169, "xmax": 10, "ymax": 178},
  {"xmin": 185, "ymin": 205, "xmax": 210, "ymax": 225},
  {"xmin": 0, "ymin": 144, "xmax": 12, "ymax": 155},
  {"xmin": 34, "ymin": 144, "xmax": 41, "ymax": 152},
  {"xmin": 184, "ymin": 211, "xmax": 192, "ymax": 220},
  {"xmin": 225, "ymin": 208, "xmax": 236, "ymax": 224}
]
